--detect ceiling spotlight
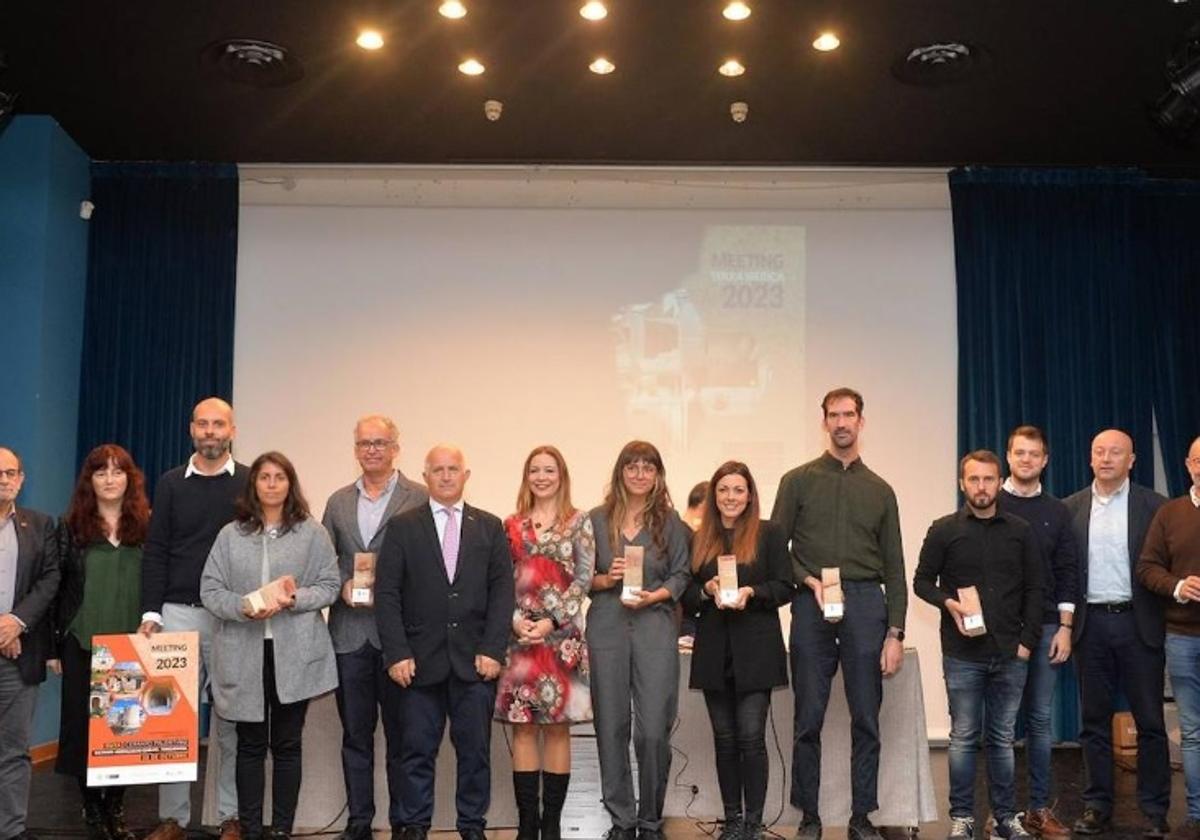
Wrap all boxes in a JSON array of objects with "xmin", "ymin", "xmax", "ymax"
[
  {"xmin": 356, "ymin": 30, "xmax": 384, "ymax": 50},
  {"xmin": 718, "ymin": 59, "xmax": 745, "ymax": 77},
  {"xmin": 730, "ymin": 101, "xmax": 748, "ymax": 123},
  {"xmin": 580, "ymin": 1, "xmax": 608, "ymax": 21},
  {"xmin": 439, "ymin": 1, "xmax": 467, "ymax": 18},
  {"xmin": 1151, "ymin": 28, "xmax": 1200, "ymax": 144},
  {"xmin": 484, "ymin": 99, "xmax": 503, "ymax": 121},
  {"xmin": 813, "ymin": 32, "xmax": 840, "ymax": 52},
  {"xmin": 589, "ymin": 57, "xmax": 616, "ymax": 74},
  {"xmin": 458, "ymin": 58, "xmax": 485, "ymax": 75},
  {"xmin": 723, "ymin": 2, "xmax": 751, "ymax": 21}
]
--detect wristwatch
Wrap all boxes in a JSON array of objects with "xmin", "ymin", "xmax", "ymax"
[{"xmin": 886, "ymin": 627, "xmax": 905, "ymax": 642}]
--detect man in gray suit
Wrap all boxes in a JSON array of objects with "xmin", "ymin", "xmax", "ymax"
[
  {"xmin": 0, "ymin": 446, "xmax": 60, "ymax": 840},
  {"xmin": 1064, "ymin": 429, "xmax": 1170, "ymax": 839},
  {"xmin": 323, "ymin": 415, "xmax": 428, "ymax": 840}
]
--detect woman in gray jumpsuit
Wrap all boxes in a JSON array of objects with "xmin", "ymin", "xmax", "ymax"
[{"xmin": 586, "ymin": 441, "xmax": 691, "ymax": 840}]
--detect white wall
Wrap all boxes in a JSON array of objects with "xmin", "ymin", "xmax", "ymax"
[{"xmin": 234, "ymin": 167, "xmax": 959, "ymax": 738}]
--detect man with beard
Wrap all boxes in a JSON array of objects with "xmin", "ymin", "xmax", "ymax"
[
  {"xmin": 1065, "ymin": 430, "xmax": 1169, "ymax": 838},
  {"xmin": 914, "ymin": 450, "xmax": 1042, "ymax": 840},
  {"xmin": 140, "ymin": 397, "xmax": 249, "ymax": 840},
  {"xmin": 771, "ymin": 387, "xmax": 907, "ymax": 840}
]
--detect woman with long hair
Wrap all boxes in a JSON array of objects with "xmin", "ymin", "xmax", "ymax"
[
  {"xmin": 200, "ymin": 452, "xmax": 339, "ymax": 840},
  {"xmin": 495, "ymin": 446, "xmax": 595, "ymax": 840},
  {"xmin": 684, "ymin": 461, "xmax": 793, "ymax": 840},
  {"xmin": 586, "ymin": 441, "xmax": 690, "ymax": 840},
  {"xmin": 50, "ymin": 444, "xmax": 150, "ymax": 840}
]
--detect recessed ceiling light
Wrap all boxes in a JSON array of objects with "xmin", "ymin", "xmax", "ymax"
[
  {"xmin": 589, "ymin": 57, "xmax": 616, "ymax": 74},
  {"xmin": 580, "ymin": 2, "xmax": 608, "ymax": 21},
  {"xmin": 439, "ymin": 1, "xmax": 467, "ymax": 18},
  {"xmin": 723, "ymin": 2, "xmax": 751, "ymax": 21},
  {"xmin": 718, "ymin": 59, "xmax": 745, "ymax": 77},
  {"xmin": 356, "ymin": 30, "xmax": 384, "ymax": 50},
  {"xmin": 458, "ymin": 58, "xmax": 485, "ymax": 75},
  {"xmin": 813, "ymin": 32, "xmax": 840, "ymax": 52}
]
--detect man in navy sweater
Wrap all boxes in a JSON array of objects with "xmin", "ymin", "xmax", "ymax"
[
  {"xmin": 139, "ymin": 398, "xmax": 249, "ymax": 840},
  {"xmin": 996, "ymin": 426, "xmax": 1079, "ymax": 839}
]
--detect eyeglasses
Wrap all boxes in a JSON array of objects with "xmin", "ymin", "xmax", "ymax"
[
  {"xmin": 0, "ymin": 469, "xmax": 22, "ymax": 480},
  {"xmin": 623, "ymin": 462, "xmax": 658, "ymax": 477},
  {"xmin": 355, "ymin": 439, "xmax": 395, "ymax": 451}
]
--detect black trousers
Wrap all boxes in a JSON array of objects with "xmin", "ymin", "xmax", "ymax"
[
  {"xmin": 1077, "ymin": 608, "xmax": 1170, "ymax": 818},
  {"xmin": 57, "ymin": 636, "xmax": 130, "ymax": 813},
  {"xmin": 703, "ymin": 684, "xmax": 771, "ymax": 825},
  {"xmin": 236, "ymin": 641, "xmax": 310, "ymax": 836}
]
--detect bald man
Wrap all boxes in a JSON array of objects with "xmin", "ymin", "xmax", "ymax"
[
  {"xmin": 1064, "ymin": 430, "xmax": 1169, "ymax": 838},
  {"xmin": 375, "ymin": 446, "xmax": 514, "ymax": 840},
  {"xmin": 140, "ymin": 397, "xmax": 249, "ymax": 840}
]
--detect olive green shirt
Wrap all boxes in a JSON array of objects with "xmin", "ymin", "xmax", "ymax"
[
  {"xmin": 67, "ymin": 542, "xmax": 142, "ymax": 649},
  {"xmin": 770, "ymin": 451, "xmax": 907, "ymax": 630}
]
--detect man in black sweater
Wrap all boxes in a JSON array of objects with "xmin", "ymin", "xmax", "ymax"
[
  {"xmin": 139, "ymin": 397, "xmax": 249, "ymax": 840},
  {"xmin": 914, "ymin": 449, "xmax": 1042, "ymax": 840},
  {"xmin": 996, "ymin": 426, "xmax": 1078, "ymax": 839}
]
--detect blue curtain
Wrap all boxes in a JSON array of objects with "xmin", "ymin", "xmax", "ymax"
[
  {"xmin": 950, "ymin": 167, "xmax": 1200, "ymax": 741},
  {"xmin": 76, "ymin": 163, "xmax": 238, "ymax": 495}
]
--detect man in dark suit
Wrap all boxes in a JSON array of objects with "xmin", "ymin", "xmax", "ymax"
[
  {"xmin": 1064, "ymin": 429, "xmax": 1170, "ymax": 838},
  {"xmin": 375, "ymin": 445, "xmax": 514, "ymax": 840},
  {"xmin": 0, "ymin": 446, "xmax": 61, "ymax": 840},
  {"xmin": 323, "ymin": 414, "xmax": 427, "ymax": 840}
]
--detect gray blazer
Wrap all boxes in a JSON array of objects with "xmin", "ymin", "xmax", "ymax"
[
  {"xmin": 321, "ymin": 471, "xmax": 428, "ymax": 654},
  {"xmin": 200, "ymin": 517, "xmax": 340, "ymax": 721}
]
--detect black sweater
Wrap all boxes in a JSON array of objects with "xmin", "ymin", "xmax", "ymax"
[
  {"xmin": 997, "ymin": 489, "xmax": 1079, "ymax": 624},
  {"xmin": 141, "ymin": 462, "xmax": 248, "ymax": 614},
  {"xmin": 913, "ymin": 507, "xmax": 1044, "ymax": 661}
]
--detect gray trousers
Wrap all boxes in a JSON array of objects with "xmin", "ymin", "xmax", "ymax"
[
  {"xmin": 160, "ymin": 603, "xmax": 238, "ymax": 825},
  {"xmin": 0, "ymin": 656, "xmax": 38, "ymax": 838},
  {"xmin": 587, "ymin": 608, "xmax": 680, "ymax": 831}
]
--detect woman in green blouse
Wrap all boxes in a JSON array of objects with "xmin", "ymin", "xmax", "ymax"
[{"xmin": 49, "ymin": 444, "xmax": 150, "ymax": 840}]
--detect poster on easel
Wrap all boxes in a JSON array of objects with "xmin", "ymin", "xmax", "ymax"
[{"xmin": 85, "ymin": 631, "xmax": 200, "ymax": 786}]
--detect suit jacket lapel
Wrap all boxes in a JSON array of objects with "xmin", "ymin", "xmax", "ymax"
[
  {"xmin": 12, "ymin": 508, "xmax": 34, "ymax": 599},
  {"xmin": 1126, "ymin": 486, "xmax": 1143, "ymax": 571},
  {"xmin": 419, "ymin": 504, "xmax": 450, "ymax": 585}
]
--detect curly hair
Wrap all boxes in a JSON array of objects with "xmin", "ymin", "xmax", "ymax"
[{"xmin": 65, "ymin": 444, "xmax": 150, "ymax": 547}]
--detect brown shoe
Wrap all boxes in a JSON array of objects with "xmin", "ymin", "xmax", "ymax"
[
  {"xmin": 1168, "ymin": 820, "xmax": 1200, "ymax": 840},
  {"xmin": 144, "ymin": 820, "xmax": 187, "ymax": 840},
  {"xmin": 1022, "ymin": 809, "xmax": 1071, "ymax": 839},
  {"xmin": 219, "ymin": 819, "xmax": 243, "ymax": 840}
]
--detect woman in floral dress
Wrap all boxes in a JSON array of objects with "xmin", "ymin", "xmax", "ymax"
[{"xmin": 495, "ymin": 445, "xmax": 595, "ymax": 840}]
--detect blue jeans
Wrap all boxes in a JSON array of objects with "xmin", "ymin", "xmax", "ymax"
[
  {"xmin": 944, "ymin": 654, "xmax": 1029, "ymax": 821},
  {"xmin": 1022, "ymin": 623, "xmax": 1062, "ymax": 810},
  {"xmin": 1167, "ymin": 633, "xmax": 1200, "ymax": 820}
]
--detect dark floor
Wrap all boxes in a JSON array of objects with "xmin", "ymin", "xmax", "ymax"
[{"xmin": 25, "ymin": 747, "xmax": 1192, "ymax": 840}]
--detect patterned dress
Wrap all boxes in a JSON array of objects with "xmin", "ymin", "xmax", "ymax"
[{"xmin": 494, "ymin": 510, "xmax": 596, "ymax": 724}]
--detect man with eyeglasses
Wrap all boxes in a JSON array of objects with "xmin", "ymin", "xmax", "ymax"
[
  {"xmin": 770, "ymin": 387, "xmax": 907, "ymax": 840},
  {"xmin": 0, "ymin": 446, "xmax": 60, "ymax": 840},
  {"xmin": 322, "ymin": 415, "xmax": 427, "ymax": 840},
  {"xmin": 1137, "ymin": 436, "xmax": 1200, "ymax": 840},
  {"xmin": 1064, "ymin": 429, "xmax": 1169, "ymax": 839},
  {"xmin": 139, "ymin": 398, "xmax": 249, "ymax": 840}
]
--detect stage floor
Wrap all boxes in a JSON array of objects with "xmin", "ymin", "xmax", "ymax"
[{"xmin": 26, "ymin": 746, "xmax": 1190, "ymax": 840}]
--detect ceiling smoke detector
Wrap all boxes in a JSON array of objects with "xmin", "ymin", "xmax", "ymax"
[
  {"xmin": 892, "ymin": 41, "xmax": 988, "ymax": 85},
  {"xmin": 200, "ymin": 39, "xmax": 304, "ymax": 87}
]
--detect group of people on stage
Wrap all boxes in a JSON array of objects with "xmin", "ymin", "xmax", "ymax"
[{"xmin": 1, "ymin": 388, "xmax": 1199, "ymax": 840}]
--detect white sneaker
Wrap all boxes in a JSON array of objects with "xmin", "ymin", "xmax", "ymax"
[
  {"xmin": 990, "ymin": 815, "xmax": 1033, "ymax": 840},
  {"xmin": 949, "ymin": 816, "xmax": 976, "ymax": 840}
]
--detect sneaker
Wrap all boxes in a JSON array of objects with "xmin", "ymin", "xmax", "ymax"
[
  {"xmin": 991, "ymin": 815, "xmax": 1033, "ymax": 840},
  {"xmin": 1073, "ymin": 808, "xmax": 1112, "ymax": 836},
  {"xmin": 1144, "ymin": 815, "xmax": 1171, "ymax": 839},
  {"xmin": 1168, "ymin": 819, "xmax": 1200, "ymax": 840},
  {"xmin": 719, "ymin": 816, "xmax": 744, "ymax": 840},
  {"xmin": 1022, "ymin": 808, "xmax": 1071, "ymax": 840},
  {"xmin": 948, "ymin": 816, "xmax": 976, "ymax": 840},
  {"xmin": 742, "ymin": 823, "xmax": 764, "ymax": 840},
  {"xmin": 794, "ymin": 815, "xmax": 822, "ymax": 840},
  {"xmin": 849, "ymin": 815, "xmax": 885, "ymax": 840}
]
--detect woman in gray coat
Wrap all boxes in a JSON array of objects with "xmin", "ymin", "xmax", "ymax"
[
  {"xmin": 201, "ymin": 451, "xmax": 339, "ymax": 840},
  {"xmin": 587, "ymin": 441, "xmax": 691, "ymax": 840}
]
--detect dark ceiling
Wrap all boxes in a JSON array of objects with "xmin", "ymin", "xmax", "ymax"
[{"xmin": 3, "ymin": 0, "xmax": 1200, "ymax": 169}]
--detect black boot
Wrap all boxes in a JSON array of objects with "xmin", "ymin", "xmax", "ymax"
[
  {"xmin": 540, "ymin": 771, "xmax": 570, "ymax": 840},
  {"xmin": 103, "ymin": 786, "xmax": 135, "ymax": 840},
  {"xmin": 513, "ymin": 771, "xmax": 541, "ymax": 840},
  {"xmin": 82, "ymin": 787, "xmax": 113, "ymax": 840}
]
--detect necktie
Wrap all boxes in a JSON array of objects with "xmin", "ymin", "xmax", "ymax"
[{"xmin": 442, "ymin": 507, "xmax": 459, "ymax": 581}]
